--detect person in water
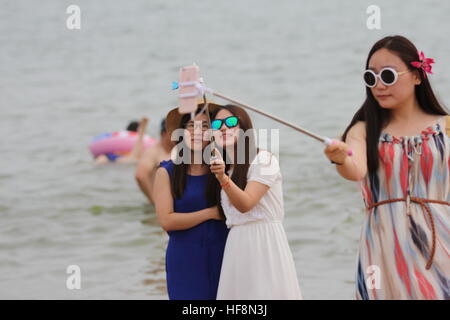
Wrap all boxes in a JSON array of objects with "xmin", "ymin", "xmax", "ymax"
[
  {"xmin": 135, "ymin": 118, "xmax": 175, "ymax": 204},
  {"xmin": 95, "ymin": 117, "xmax": 149, "ymax": 165},
  {"xmin": 324, "ymin": 35, "xmax": 449, "ymax": 300}
]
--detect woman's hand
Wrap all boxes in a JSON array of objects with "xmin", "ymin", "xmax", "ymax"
[
  {"xmin": 207, "ymin": 206, "xmax": 224, "ymax": 220},
  {"xmin": 324, "ymin": 140, "xmax": 352, "ymax": 165},
  {"xmin": 209, "ymin": 148, "xmax": 227, "ymax": 183}
]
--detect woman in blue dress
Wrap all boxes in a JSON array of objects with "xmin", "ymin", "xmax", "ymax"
[{"xmin": 153, "ymin": 102, "xmax": 229, "ymax": 300}]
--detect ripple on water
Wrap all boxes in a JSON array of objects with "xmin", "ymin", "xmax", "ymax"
[{"xmin": 2, "ymin": 0, "xmax": 449, "ymax": 299}]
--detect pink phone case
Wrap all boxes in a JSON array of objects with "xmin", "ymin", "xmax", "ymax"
[{"xmin": 178, "ymin": 65, "xmax": 200, "ymax": 114}]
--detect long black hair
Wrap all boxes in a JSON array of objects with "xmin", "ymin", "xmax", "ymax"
[
  {"xmin": 211, "ymin": 105, "xmax": 259, "ymax": 191},
  {"xmin": 170, "ymin": 108, "xmax": 220, "ymax": 210},
  {"xmin": 342, "ymin": 35, "xmax": 448, "ymax": 177}
]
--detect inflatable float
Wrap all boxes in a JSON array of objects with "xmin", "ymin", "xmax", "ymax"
[{"xmin": 89, "ymin": 130, "xmax": 157, "ymax": 158}]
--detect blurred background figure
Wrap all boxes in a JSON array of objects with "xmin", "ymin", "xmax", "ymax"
[
  {"xmin": 92, "ymin": 117, "xmax": 154, "ymax": 165},
  {"xmin": 135, "ymin": 118, "xmax": 175, "ymax": 204}
]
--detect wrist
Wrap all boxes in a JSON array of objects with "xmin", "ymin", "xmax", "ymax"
[
  {"xmin": 218, "ymin": 174, "xmax": 229, "ymax": 185},
  {"xmin": 204, "ymin": 207, "xmax": 213, "ymax": 219}
]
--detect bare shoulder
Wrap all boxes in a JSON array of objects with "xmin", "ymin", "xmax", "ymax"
[
  {"xmin": 156, "ymin": 148, "xmax": 172, "ymax": 163},
  {"xmin": 346, "ymin": 121, "xmax": 366, "ymax": 141},
  {"xmin": 144, "ymin": 143, "xmax": 161, "ymax": 158},
  {"xmin": 155, "ymin": 165, "xmax": 170, "ymax": 181},
  {"xmin": 144, "ymin": 144, "xmax": 167, "ymax": 165}
]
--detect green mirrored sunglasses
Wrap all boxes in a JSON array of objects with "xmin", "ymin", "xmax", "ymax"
[{"xmin": 211, "ymin": 116, "xmax": 239, "ymax": 130}]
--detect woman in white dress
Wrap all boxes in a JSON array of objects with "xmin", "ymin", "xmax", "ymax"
[{"xmin": 209, "ymin": 104, "xmax": 302, "ymax": 300}]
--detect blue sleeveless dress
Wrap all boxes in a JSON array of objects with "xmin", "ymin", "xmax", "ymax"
[{"xmin": 159, "ymin": 160, "xmax": 229, "ymax": 300}]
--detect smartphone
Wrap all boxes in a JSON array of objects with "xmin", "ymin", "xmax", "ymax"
[{"xmin": 178, "ymin": 65, "xmax": 200, "ymax": 114}]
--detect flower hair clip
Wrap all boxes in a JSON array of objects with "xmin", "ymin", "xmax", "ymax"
[{"xmin": 410, "ymin": 51, "xmax": 435, "ymax": 78}]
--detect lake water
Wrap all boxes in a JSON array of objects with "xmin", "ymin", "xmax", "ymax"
[{"xmin": 1, "ymin": 0, "xmax": 449, "ymax": 299}]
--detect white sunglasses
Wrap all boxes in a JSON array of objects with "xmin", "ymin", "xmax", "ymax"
[{"xmin": 363, "ymin": 67, "xmax": 410, "ymax": 88}]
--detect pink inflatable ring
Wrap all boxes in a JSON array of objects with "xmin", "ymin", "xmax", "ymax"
[{"xmin": 89, "ymin": 131, "xmax": 157, "ymax": 158}]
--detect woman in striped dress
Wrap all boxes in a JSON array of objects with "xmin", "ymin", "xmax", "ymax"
[{"xmin": 324, "ymin": 35, "xmax": 449, "ymax": 299}]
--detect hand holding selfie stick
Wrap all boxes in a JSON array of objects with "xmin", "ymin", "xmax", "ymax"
[{"xmin": 173, "ymin": 64, "xmax": 353, "ymax": 157}]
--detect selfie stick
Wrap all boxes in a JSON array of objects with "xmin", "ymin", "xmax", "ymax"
[{"xmin": 175, "ymin": 79, "xmax": 337, "ymax": 147}]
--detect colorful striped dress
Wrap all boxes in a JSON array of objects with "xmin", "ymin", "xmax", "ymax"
[{"xmin": 357, "ymin": 118, "xmax": 450, "ymax": 300}]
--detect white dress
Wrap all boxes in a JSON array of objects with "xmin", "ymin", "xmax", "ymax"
[{"xmin": 216, "ymin": 150, "xmax": 302, "ymax": 300}]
